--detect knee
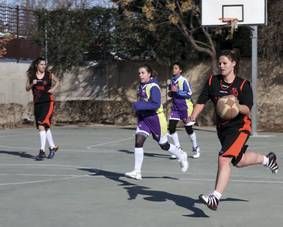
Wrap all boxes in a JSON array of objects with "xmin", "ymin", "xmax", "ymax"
[
  {"xmin": 218, "ymin": 156, "xmax": 231, "ymax": 167},
  {"xmin": 185, "ymin": 125, "xmax": 193, "ymax": 135},
  {"xmin": 135, "ymin": 134, "xmax": 146, "ymax": 148},
  {"xmin": 159, "ymin": 142, "xmax": 170, "ymax": 151},
  {"xmin": 168, "ymin": 125, "xmax": 176, "ymax": 135}
]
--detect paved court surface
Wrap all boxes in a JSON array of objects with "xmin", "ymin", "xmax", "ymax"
[{"xmin": 0, "ymin": 125, "xmax": 282, "ymax": 227}]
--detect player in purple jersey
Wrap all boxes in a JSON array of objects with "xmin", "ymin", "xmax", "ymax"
[
  {"xmin": 125, "ymin": 65, "xmax": 188, "ymax": 180},
  {"xmin": 168, "ymin": 62, "xmax": 200, "ymax": 159}
]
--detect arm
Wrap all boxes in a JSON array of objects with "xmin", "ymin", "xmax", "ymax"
[
  {"xmin": 133, "ymin": 86, "xmax": 161, "ymax": 111},
  {"xmin": 48, "ymin": 74, "xmax": 60, "ymax": 94},
  {"xmin": 238, "ymin": 80, "xmax": 253, "ymax": 115},
  {"xmin": 176, "ymin": 80, "xmax": 192, "ymax": 99},
  {"xmin": 26, "ymin": 77, "xmax": 37, "ymax": 91},
  {"xmin": 238, "ymin": 104, "xmax": 250, "ymax": 115},
  {"xmin": 191, "ymin": 104, "xmax": 205, "ymax": 122}
]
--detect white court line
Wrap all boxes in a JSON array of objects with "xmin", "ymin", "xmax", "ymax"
[
  {"xmin": 0, "ymin": 173, "xmax": 89, "ymax": 177},
  {"xmin": 180, "ymin": 177, "xmax": 283, "ymax": 185},
  {"xmin": 0, "ymin": 163, "xmax": 95, "ymax": 169},
  {"xmin": 86, "ymin": 135, "xmax": 134, "ymax": 149},
  {"xmin": 0, "ymin": 175, "xmax": 88, "ymax": 187},
  {"xmin": 0, "ymin": 135, "xmax": 134, "ymax": 152},
  {"xmin": 0, "ymin": 144, "xmax": 35, "ymax": 150}
]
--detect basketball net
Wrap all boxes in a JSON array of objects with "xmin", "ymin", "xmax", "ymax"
[{"xmin": 219, "ymin": 17, "xmax": 239, "ymax": 40}]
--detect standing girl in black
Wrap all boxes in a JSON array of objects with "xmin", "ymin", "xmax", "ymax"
[{"xmin": 26, "ymin": 57, "xmax": 60, "ymax": 160}]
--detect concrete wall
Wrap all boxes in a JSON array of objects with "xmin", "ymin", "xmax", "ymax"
[
  {"xmin": 0, "ymin": 62, "xmax": 32, "ymax": 106},
  {"xmin": 1, "ymin": 60, "xmax": 283, "ymax": 131}
]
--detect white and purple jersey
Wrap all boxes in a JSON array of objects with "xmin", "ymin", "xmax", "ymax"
[
  {"xmin": 133, "ymin": 79, "xmax": 167, "ymax": 143},
  {"xmin": 169, "ymin": 75, "xmax": 194, "ymax": 123}
]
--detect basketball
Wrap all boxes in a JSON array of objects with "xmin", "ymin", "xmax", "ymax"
[{"xmin": 216, "ymin": 95, "xmax": 240, "ymax": 120}]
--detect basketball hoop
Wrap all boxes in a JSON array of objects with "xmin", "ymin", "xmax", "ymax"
[{"xmin": 219, "ymin": 17, "xmax": 239, "ymax": 39}]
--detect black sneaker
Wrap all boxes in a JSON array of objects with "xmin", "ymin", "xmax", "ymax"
[
  {"xmin": 266, "ymin": 152, "xmax": 279, "ymax": 173},
  {"xmin": 199, "ymin": 194, "xmax": 219, "ymax": 210},
  {"xmin": 35, "ymin": 149, "xmax": 46, "ymax": 161},
  {"xmin": 47, "ymin": 145, "xmax": 59, "ymax": 159}
]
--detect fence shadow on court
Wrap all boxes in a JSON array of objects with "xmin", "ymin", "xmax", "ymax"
[
  {"xmin": 78, "ymin": 168, "xmax": 210, "ymax": 218},
  {"xmin": 0, "ymin": 150, "xmax": 34, "ymax": 159}
]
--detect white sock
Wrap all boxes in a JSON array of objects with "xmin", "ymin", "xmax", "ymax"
[
  {"xmin": 168, "ymin": 144, "xmax": 183, "ymax": 160},
  {"xmin": 39, "ymin": 130, "xmax": 46, "ymax": 151},
  {"xmin": 190, "ymin": 132, "xmax": 198, "ymax": 149},
  {"xmin": 134, "ymin": 148, "xmax": 144, "ymax": 172},
  {"xmin": 213, "ymin": 190, "xmax": 222, "ymax": 200},
  {"xmin": 46, "ymin": 129, "xmax": 55, "ymax": 148},
  {"xmin": 262, "ymin": 155, "xmax": 269, "ymax": 166},
  {"xmin": 169, "ymin": 132, "xmax": 180, "ymax": 148}
]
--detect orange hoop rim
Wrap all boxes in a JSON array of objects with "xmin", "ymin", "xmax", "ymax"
[{"xmin": 218, "ymin": 17, "xmax": 239, "ymax": 24}]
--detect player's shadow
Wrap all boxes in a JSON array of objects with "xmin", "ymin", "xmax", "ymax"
[
  {"xmin": 0, "ymin": 150, "xmax": 34, "ymax": 159},
  {"xmin": 118, "ymin": 149, "xmax": 170, "ymax": 159},
  {"xmin": 78, "ymin": 168, "xmax": 135, "ymax": 186},
  {"xmin": 78, "ymin": 168, "xmax": 209, "ymax": 217}
]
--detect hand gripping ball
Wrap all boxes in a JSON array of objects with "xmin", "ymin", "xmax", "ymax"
[{"xmin": 216, "ymin": 95, "xmax": 240, "ymax": 120}]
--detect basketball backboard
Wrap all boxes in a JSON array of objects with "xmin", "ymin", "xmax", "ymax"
[{"xmin": 201, "ymin": 0, "xmax": 267, "ymax": 26}]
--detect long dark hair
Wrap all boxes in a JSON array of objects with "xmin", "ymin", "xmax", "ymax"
[
  {"xmin": 219, "ymin": 49, "xmax": 240, "ymax": 75},
  {"xmin": 26, "ymin": 57, "xmax": 50, "ymax": 83}
]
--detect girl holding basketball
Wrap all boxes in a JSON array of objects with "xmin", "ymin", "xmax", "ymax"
[
  {"xmin": 26, "ymin": 57, "xmax": 60, "ymax": 161},
  {"xmin": 125, "ymin": 65, "xmax": 188, "ymax": 180},
  {"xmin": 191, "ymin": 49, "xmax": 279, "ymax": 210}
]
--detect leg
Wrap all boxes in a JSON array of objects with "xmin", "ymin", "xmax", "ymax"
[
  {"xmin": 158, "ymin": 136, "xmax": 188, "ymax": 173},
  {"xmin": 168, "ymin": 120, "xmax": 180, "ymax": 159},
  {"xmin": 46, "ymin": 127, "xmax": 56, "ymax": 148},
  {"xmin": 46, "ymin": 127, "xmax": 59, "ymax": 159},
  {"xmin": 168, "ymin": 120, "xmax": 180, "ymax": 146},
  {"xmin": 35, "ymin": 125, "xmax": 47, "ymax": 161},
  {"xmin": 38, "ymin": 125, "xmax": 46, "ymax": 150},
  {"xmin": 237, "ymin": 150, "xmax": 279, "ymax": 173},
  {"xmin": 236, "ymin": 151, "xmax": 264, "ymax": 167},
  {"xmin": 185, "ymin": 125, "xmax": 200, "ymax": 158},
  {"xmin": 215, "ymin": 156, "xmax": 232, "ymax": 194},
  {"xmin": 199, "ymin": 155, "xmax": 231, "ymax": 210},
  {"xmin": 125, "ymin": 133, "xmax": 146, "ymax": 180}
]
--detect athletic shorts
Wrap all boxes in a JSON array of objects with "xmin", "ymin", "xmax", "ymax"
[
  {"xmin": 34, "ymin": 101, "xmax": 54, "ymax": 129},
  {"xmin": 218, "ymin": 129, "xmax": 250, "ymax": 166},
  {"xmin": 169, "ymin": 108, "xmax": 193, "ymax": 125},
  {"xmin": 136, "ymin": 112, "xmax": 168, "ymax": 144}
]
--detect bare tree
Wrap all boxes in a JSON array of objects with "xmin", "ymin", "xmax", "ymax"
[
  {"xmin": 0, "ymin": 33, "xmax": 13, "ymax": 57},
  {"xmin": 113, "ymin": 0, "xmax": 218, "ymax": 72}
]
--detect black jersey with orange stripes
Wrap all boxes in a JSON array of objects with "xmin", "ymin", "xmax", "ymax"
[
  {"xmin": 32, "ymin": 72, "xmax": 53, "ymax": 104},
  {"xmin": 197, "ymin": 74, "xmax": 253, "ymax": 132}
]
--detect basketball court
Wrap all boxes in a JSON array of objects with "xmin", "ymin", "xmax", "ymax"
[{"xmin": 0, "ymin": 125, "xmax": 282, "ymax": 227}]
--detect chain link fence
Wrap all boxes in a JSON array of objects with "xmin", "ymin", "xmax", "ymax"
[{"xmin": 0, "ymin": 4, "xmax": 40, "ymax": 61}]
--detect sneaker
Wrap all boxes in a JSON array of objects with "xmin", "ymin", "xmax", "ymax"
[
  {"xmin": 199, "ymin": 194, "xmax": 219, "ymax": 210},
  {"xmin": 170, "ymin": 154, "xmax": 177, "ymax": 159},
  {"xmin": 125, "ymin": 170, "xmax": 142, "ymax": 180},
  {"xmin": 47, "ymin": 145, "xmax": 59, "ymax": 159},
  {"xmin": 192, "ymin": 146, "xmax": 200, "ymax": 159},
  {"xmin": 35, "ymin": 149, "xmax": 46, "ymax": 161},
  {"xmin": 266, "ymin": 152, "xmax": 279, "ymax": 173},
  {"xmin": 179, "ymin": 151, "xmax": 189, "ymax": 172}
]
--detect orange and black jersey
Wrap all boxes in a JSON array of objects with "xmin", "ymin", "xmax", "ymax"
[
  {"xmin": 32, "ymin": 72, "xmax": 53, "ymax": 104},
  {"xmin": 197, "ymin": 74, "xmax": 253, "ymax": 132}
]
